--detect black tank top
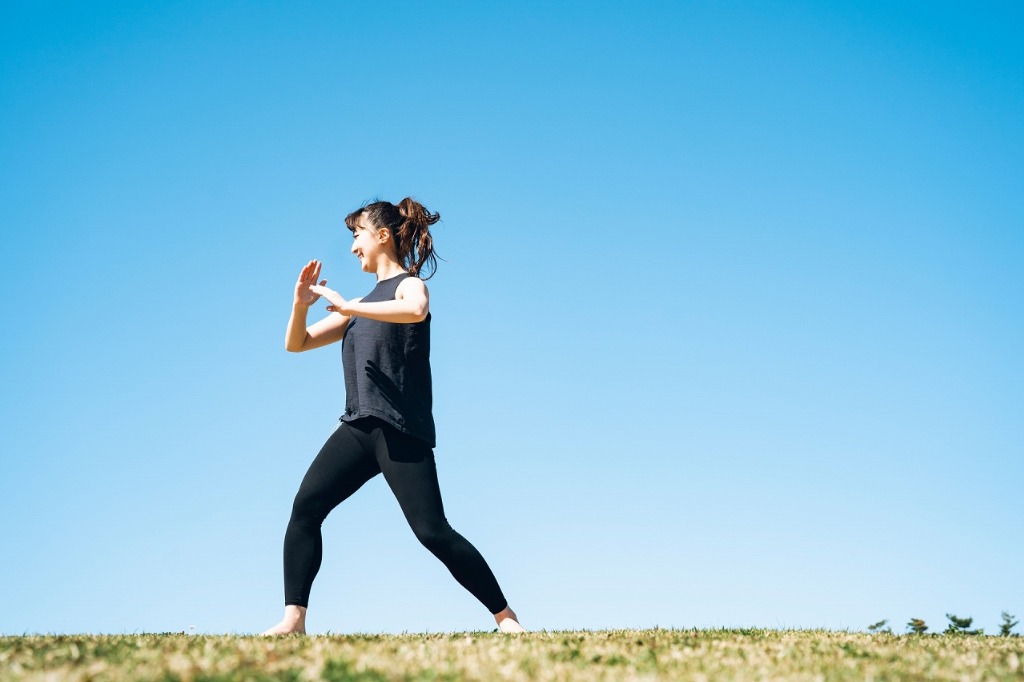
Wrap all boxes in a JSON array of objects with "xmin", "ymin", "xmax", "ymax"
[{"xmin": 339, "ymin": 272, "xmax": 436, "ymax": 447}]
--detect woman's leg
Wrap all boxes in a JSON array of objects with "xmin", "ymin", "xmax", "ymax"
[
  {"xmin": 264, "ymin": 422, "xmax": 381, "ymax": 635},
  {"xmin": 369, "ymin": 420, "xmax": 518, "ymax": 624}
]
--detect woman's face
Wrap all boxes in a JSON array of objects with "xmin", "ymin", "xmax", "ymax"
[{"xmin": 350, "ymin": 215, "xmax": 388, "ymax": 272}]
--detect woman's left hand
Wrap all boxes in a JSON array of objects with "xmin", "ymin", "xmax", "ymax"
[{"xmin": 308, "ymin": 284, "xmax": 349, "ymax": 314}]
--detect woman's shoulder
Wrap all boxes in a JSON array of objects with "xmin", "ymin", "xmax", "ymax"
[
  {"xmin": 396, "ymin": 274, "xmax": 429, "ymax": 296},
  {"xmin": 397, "ymin": 273, "xmax": 427, "ymax": 287},
  {"xmin": 396, "ymin": 274, "xmax": 430, "ymax": 323}
]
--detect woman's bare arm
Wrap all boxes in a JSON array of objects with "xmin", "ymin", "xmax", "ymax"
[
  {"xmin": 287, "ymin": 259, "xmax": 360, "ymax": 352},
  {"xmin": 338, "ymin": 298, "xmax": 426, "ymax": 324},
  {"xmin": 316, "ymin": 277, "xmax": 430, "ymax": 324},
  {"xmin": 284, "ymin": 303, "xmax": 311, "ymax": 351},
  {"xmin": 285, "ymin": 299, "xmax": 362, "ymax": 352}
]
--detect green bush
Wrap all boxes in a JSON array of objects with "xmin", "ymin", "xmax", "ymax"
[
  {"xmin": 906, "ymin": 618, "xmax": 928, "ymax": 635},
  {"xmin": 1000, "ymin": 612, "xmax": 1019, "ymax": 637},
  {"xmin": 943, "ymin": 614, "xmax": 983, "ymax": 636}
]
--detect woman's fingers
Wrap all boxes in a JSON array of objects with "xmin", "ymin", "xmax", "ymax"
[
  {"xmin": 297, "ymin": 260, "xmax": 323, "ymax": 289},
  {"xmin": 299, "ymin": 260, "xmax": 320, "ymax": 284}
]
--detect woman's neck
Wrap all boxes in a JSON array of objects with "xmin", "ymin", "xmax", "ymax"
[{"xmin": 373, "ymin": 259, "xmax": 406, "ymax": 283}]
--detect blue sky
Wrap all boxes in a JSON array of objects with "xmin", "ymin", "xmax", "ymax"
[{"xmin": 1, "ymin": 1, "xmax": 1021, "ymax": 636}]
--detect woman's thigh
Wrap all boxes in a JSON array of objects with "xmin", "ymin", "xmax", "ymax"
[
  {"xmin": 292, "ymin": 421, "xmax": 382, "ymax": 517},
  {"xmin": 368, "ymin": 419, "xmax": 447, "ymax": 530}
]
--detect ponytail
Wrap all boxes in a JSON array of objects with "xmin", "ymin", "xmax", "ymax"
[
  {"xmin": 395, "ymin": 197, "xmax": 440, "ymax": 280},
  {"xmin": 346, "ymin": 197, "xmax": 442, "ymax": 279}
]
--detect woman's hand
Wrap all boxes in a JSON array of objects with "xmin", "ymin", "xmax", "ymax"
[
  {"xmin": 294, "ymin": 260, "xmax": 328, "ymax": 309},
  {"xmin": 308, "ymin": 283, "xmax": 349, "ymax": 315}
]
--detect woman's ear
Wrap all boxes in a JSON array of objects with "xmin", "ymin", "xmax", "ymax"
[{"xmin": 377, "ymin": 228, "xmax": 390, "ymax": 244}]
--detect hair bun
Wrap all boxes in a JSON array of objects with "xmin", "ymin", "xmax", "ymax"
[{"xmin": 398, "ymin": 197, "xmax": 440, "ymax": 226}]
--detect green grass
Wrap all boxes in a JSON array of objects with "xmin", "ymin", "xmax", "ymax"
[{"xmin": 1, "ymin": 628, "xmax": 1022, "ymax": 681}]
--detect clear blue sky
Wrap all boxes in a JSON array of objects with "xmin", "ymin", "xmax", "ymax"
[{"xmin": 1, "ymin": 1, "xmax": 1021, "ymax": 636}]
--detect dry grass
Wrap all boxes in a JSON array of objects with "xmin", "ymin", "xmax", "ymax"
[{"xmin": 2, "ymin": 628, "xmax": 1022, "ymax": 681}]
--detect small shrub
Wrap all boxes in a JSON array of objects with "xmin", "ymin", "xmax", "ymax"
[
  {"xmin": 999, "ymin": 612, "xmax": 1018, "ymax": 637},
  {"xmin": 867, "ymin": 620, "xmax": 892, "ymax": 634},
  {"xmin": 944, "ymin": 614, "xmax": 983, "ymax": 636}
]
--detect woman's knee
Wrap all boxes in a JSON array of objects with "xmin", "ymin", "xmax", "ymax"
[
  {"xmin": 411, "ymin": 521, "xmax": 457, "ymax": 552},
  {"xmin": 290, "ymin": 489, "xmax": 329, "ymax": 525}
]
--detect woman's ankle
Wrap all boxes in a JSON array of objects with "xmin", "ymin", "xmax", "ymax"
[
  {"xmin": 493, "ymin": 605, "xmax": 516, "ymax": 622},
  {"xmin": 284, "ymin": 604, "xmax": 307, "ymax": 623}
]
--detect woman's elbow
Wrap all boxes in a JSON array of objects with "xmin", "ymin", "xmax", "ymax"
[{"xmin": 285, "ymin": 334, "xmax": 308, "ymax": 352}]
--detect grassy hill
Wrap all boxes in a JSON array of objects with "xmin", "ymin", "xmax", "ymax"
[{"xmin": 2, "ymin": 627, "xmax": 1022, "ymax": 680}]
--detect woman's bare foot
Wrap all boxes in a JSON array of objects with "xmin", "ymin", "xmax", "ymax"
[
  {"xmin": 493, "ymin": 605, "xmax": 526, "ymax": 633},
  {"xmin": 262, "ymin": 605, "xmax": 307, "ymax": 635}
]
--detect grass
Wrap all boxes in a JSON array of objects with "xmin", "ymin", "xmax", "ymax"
[{"xmin": 1, "ymin": 628, "xmax": 1022, "ymax": 681}]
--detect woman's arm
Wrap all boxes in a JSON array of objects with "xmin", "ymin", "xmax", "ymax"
[
  {"xmin": 288, "ymin": 259, "xmax": 352, "ymax": 352},
  {"xmin": 312, "ymin": 277, "xmax": 430, "ymax": 324},
  {"xmin": 284, "ymin": 303, "xmax": 311, "ymax": 351},
  {"xmin": 285, "ymin": 298, "xmax": 363, "ymax": 352},
  {"xmin": 340, "ymin": 299, "xmax": 425, "ymax": 324}
]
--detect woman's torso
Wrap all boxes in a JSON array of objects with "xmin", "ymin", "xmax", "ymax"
[{"xmin": 339, "ymin": 272, "xmax": 436, "ymax": 447}]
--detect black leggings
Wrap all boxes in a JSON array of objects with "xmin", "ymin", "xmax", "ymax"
[{"xmin": 282, "ymin": 415, "xmax": 509, "ymax": 614}]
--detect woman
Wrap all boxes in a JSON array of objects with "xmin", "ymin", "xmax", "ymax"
[{"xmin": 262, "ymin": 197, "xmax": 526, "ymax": 635}]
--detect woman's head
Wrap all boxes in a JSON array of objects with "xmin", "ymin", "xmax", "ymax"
[{"xmin": 345, "ymin": 197, "xmax": 441, "ymax": 279}]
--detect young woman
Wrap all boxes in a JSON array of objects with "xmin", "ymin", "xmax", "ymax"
[{"xmin": 262, "ymin": 197, "xmax": 526, "ymax": 635}]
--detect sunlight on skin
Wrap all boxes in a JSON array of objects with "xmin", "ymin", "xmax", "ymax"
[
  {"xmin": 495, "ymin": 606, "xmax": 527, "ymax": 633},
  {"xmin": 261, "ymin": 606, "xmax": 307, "ymax": 636}
]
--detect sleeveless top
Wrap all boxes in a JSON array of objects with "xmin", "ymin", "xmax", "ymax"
[{"xmin": 339, "ymin": 272, "xmax": 436, "ymax": 447}]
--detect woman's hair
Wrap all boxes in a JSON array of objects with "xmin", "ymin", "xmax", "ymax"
[{"xmin": 345, "ymin": 197, "xmax": 441, "ymax": 280}]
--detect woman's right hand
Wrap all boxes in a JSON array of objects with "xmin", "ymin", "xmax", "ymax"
[{"xmin": 294, "ymin": 259, "xmax": 327, "ymax": 309}]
